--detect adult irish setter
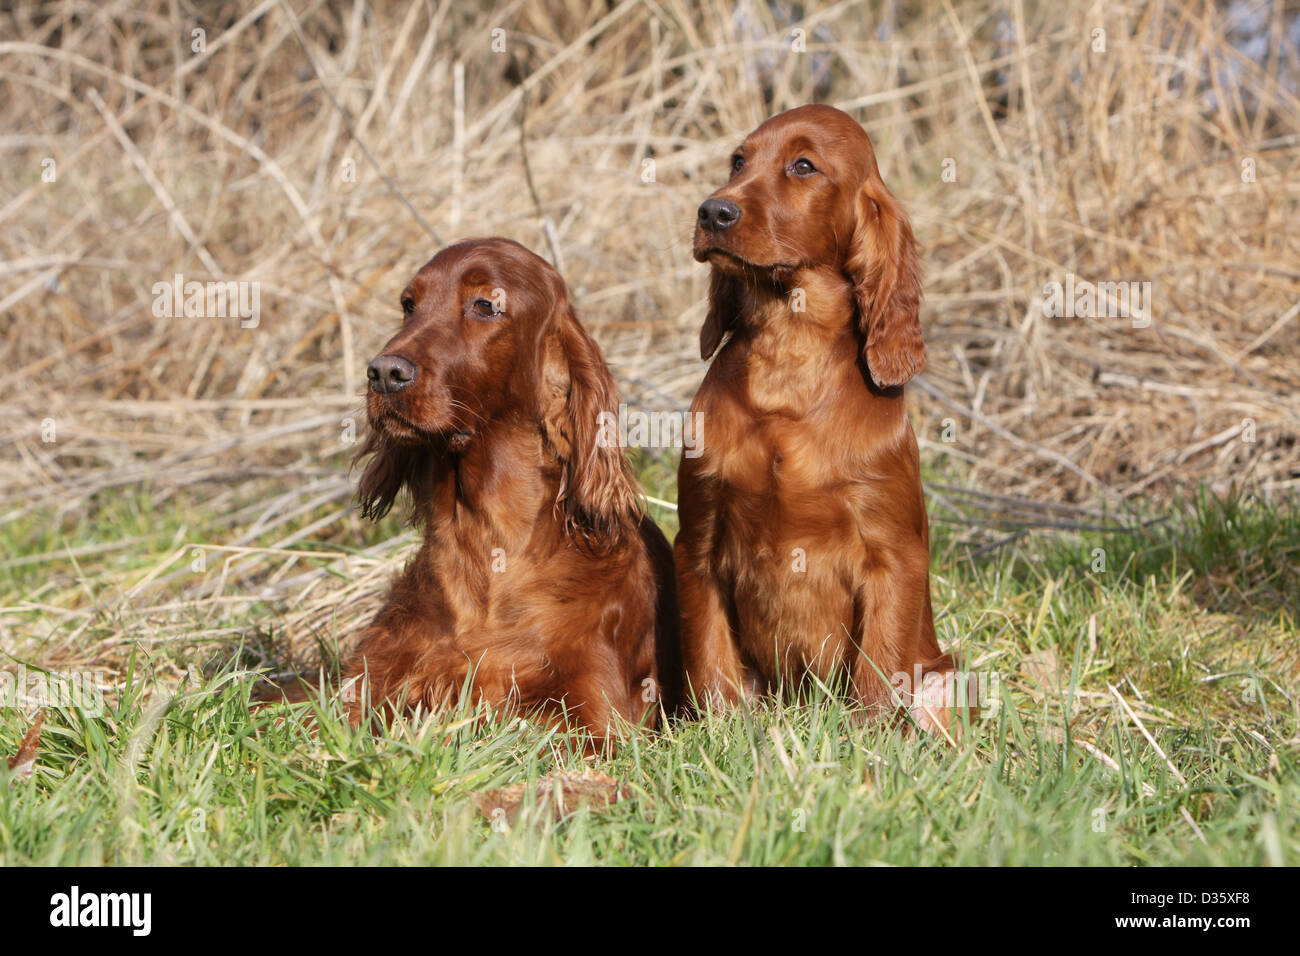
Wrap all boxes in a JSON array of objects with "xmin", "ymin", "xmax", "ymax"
[
  {"xmin": 677, "ymin": 104, "xmax": 966, "ymax": 734},
  {"xmin": 347, "ymin": 237, "xmax": 680, "ymax": 740}
]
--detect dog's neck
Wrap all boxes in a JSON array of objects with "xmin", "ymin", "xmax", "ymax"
[
  {"xmin": 416, "ymin": 415, "xmax": 561, "ymax": 557},
  {"xmin": 729, "ymin": 267, "xmax": 883, "ymax": 418},
  {"xmin": 383, "ymin": 418, "xmax": 555, "ymax": 633}
]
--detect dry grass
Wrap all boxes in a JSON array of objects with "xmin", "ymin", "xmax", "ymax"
[{"xmin": 1, "ymin": 0, "xmax": 1297, "ymax": 675}]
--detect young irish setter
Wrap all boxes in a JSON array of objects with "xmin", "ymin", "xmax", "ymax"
[
  {"xmin": 677, "ymin": 104, "xmax": 968, "ymax": 734},
  {"xmin": 347, "ymin": 237, "xmax": 680, "ymax": 740}
]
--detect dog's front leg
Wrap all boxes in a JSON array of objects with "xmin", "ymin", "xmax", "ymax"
[{"xmin": 850, "ymin": 540, "xmax": 937, "ymax": 725}]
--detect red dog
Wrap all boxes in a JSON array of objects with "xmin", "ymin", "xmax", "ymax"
[
  {"xmin": 347, "ymin": 238, "xmax": 680, "ymax": 740},
  {"xmin": 676, "ymin": 105, "xmax": 965, "ymax": 733}
]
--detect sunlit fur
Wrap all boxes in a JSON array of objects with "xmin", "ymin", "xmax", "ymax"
[
  {"xmin": 679, "ymin": 106, "xmax": 962, "ymax": 733},
  {"xmin": 349, "ymin": 238, "xmax": 681, "ymax": 741}
]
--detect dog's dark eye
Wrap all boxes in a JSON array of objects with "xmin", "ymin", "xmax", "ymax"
[
  {"xmin": 792, "ymin": 158, "xmax": 817, "ymax": 176},
  {"xmin": 470, "ymin": 298, "xmax": 498, "ymax": 318},
  {"xmin": 731, "ymin": 154, "xmax": 745, "ymax": 174},
  {"xmin": 401, "ymin": 296, "xmax": 416, "ymax": 316}
]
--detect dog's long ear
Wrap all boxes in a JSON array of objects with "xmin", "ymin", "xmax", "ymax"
[
  {"xmin": 845, "ymin": 174, "xmax": 925, "ymax": 388},
  {"xmin": 540, "ymin": 293, "xmax": 641, "ymax": 550},
  {"xmin": 354, "ymin": 433, "xmax": 432, "ymax": 522},
  {"xmin": 700, "ymin": 269, "xmax": 745, "ymax": 360}
]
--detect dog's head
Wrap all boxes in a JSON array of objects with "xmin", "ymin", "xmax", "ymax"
[
  {"xmin": 357, "ymin": 238, "xmax": 639, "ymax": 545},
  {"xmin": 693, "ymin": 104, "xmax": 924, "ymax": 387}
]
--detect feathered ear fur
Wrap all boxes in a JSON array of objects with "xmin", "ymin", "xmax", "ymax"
[
  {"xmin": 844, "ymin": 175, "xmax": 925, "ymax": 388},
  {"xmin": 540, "ymin": 295, "xmax": 641, "ymax": 550},
  {"xmin": 353, "ymin": 432, "xmax": 434, "ymax": 522},
  {"xmin": 700, "ymin": 268, "xmax": 745, "ymax": 361}
]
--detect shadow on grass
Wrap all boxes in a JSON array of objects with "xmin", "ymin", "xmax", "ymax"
[{"xmin": 942, "ymin": 488, "xmax": 1298, "ymax": 621}]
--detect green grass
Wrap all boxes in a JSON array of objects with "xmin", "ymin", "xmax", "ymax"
[{"xmin": 1, "ymin": 487, "xmax": 1296, "ymax": 865}]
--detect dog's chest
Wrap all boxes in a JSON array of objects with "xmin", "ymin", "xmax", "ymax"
[
  {"xmin": 696, "ymin": 350, "xmax": 905, "ymax": 627},
  {"xmin": 710, "ymin": 422, "xmax": 864, "ymax": 673},
  {"xmin": 707, "ymin": 405, "xmax": 873, "ymax": 574},
  {"xmin": 705, "ymin": 347, "xmax": 871, "ymax": 515}
]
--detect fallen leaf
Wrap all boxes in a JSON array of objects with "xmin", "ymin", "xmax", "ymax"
[
  {"xmin": 473, "ymin": 771, "xmax": 632, "ymax": 825},
  {"xmin": 6, "ymin": 709, "xmax": 45, "ymax": 783}
]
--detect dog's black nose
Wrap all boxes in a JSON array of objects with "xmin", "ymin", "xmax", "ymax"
[
  {"xmin": 367, "ymin": 354, "xmax": 417, "ymax": 393},
  {"xmin": 698, "ymin": 198, "xmax": 741, "ymax": 232}
]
